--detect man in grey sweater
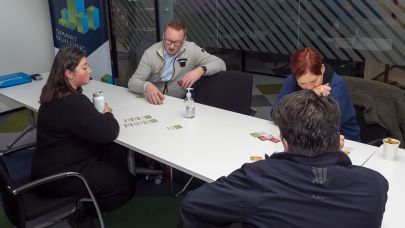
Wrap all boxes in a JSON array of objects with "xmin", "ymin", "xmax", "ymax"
[{"xmin": 128, "ymin": 19, "xmax": 226, "ymax": 104}]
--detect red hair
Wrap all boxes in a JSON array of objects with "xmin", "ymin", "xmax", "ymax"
[{"xmin": 290, "ymin": 47, "xmax": 323, "ymax": 79}]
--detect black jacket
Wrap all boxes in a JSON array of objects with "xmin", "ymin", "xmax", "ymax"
[
  {"xmin": 32, "ymin": 93, "xmax": 119, "ymax": 178},
  {"xmin": 180, "ymin": 151, "xmax": 388, "ymax": 228}
]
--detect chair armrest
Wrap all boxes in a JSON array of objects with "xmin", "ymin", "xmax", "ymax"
[
  {"xmin": 0, "ymin": 143, "xmax": 36, "ymax": 156},
  {"xmin": 12, "ymin": 172, "xmax": 105, "ymax": 228},
  {"xmin": 0, "ymin": 107, "xmax": 27, "ymax": 117},
  {"xmin": 13, "ymin": 172, "xmax": 80, "ymax": 194},
  {"xmin": 366, "ymin": 138, "xmax": 385, "ymax": 147},
  {"xmin": 250, "ymin": 108, "xmax": 257, "ymax": 116}
]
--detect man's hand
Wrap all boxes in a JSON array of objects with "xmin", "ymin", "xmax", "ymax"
[
  {"xmin": 145, "ymin": 82, "xmax": 165, "ymax": 105},
  {"xmin": 312, "ymin": 83, "xmax": 331, "ymax": 96},
  {"xmin": 339, "ymin": 134, "xmax": 345, "ymax": 150},
  {"xmin": 178, "ymin": 66, "xmax": 204, "ymax": 89}
]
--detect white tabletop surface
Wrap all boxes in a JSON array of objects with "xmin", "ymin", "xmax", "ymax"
[
  {"xmin": 113, "ymin": 94, "xmax": 377, "ymax": 182},
  {"xmin": 113, "ymin": 95, "xmax": 283, "ymax": 183},
  {"xmin": 0, "ymin": 73, "xmax": 137, "ymax": 111},
  {"xmin": 0, "ymin": 75, "xmax": 46, "ymax": 111},
  {"xmin": 363, "ymin": 146, "xmax": 405, "ymax": 228}
]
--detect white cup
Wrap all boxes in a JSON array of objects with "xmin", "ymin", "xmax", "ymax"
[{"xmin": 382, "ymin": 138, "xmax": 401, "ymax": 160}]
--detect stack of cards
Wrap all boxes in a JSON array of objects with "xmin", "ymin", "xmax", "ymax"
[
  {"xmin": 167, "ymin": 124, "xmax": 183, "ymax": 130},
  {"xmin": 250, "ymin": 131, "xmax": 281, "ymax": 143},
  {"xmin": 123, "ymin": 115, "xmax": 158, "ymax": 128},
  {"xmin": 342, "ymin": 147, "xmax": 353, "ymax": 155},
  {"xmin": 250, "ymin": 156, "xmax": 263, "ymax": 161}
]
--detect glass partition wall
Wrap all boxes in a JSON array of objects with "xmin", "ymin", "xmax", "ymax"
[{"xmin": 110, "ymin": 0, "xmax": 405, "ymax": 88}]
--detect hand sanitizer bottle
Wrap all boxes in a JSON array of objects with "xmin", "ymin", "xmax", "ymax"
[
  {"xmin": 184, "ymin": 88, "xmax": 195, "ymax": 118},
  {"xmin": 93, "ymin": 91, "xmax": 105, "ymax": 113}
]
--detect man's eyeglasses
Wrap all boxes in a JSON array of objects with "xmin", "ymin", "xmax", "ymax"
[{"xmin": 163, "ymin": 38, "xmax": 184, "ymax": 47}]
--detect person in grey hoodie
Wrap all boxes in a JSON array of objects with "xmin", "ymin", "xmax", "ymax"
[{"xmin": 128, "ymin": 19, "xmax": 226, "ymax": 105}]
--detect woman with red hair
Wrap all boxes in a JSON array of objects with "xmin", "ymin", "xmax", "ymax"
[{"xmin": 271, "ymin": 47, "xmax": 360, "ymax": 141}]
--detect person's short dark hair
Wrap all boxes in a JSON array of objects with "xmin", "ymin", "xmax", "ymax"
[
  {"xmin": 271, "ymin": 90, "xmax": 341, "ymax": 156},
  {"xmin": 165, "ymin": 19, "xmax": 186, "ymax": 34}
]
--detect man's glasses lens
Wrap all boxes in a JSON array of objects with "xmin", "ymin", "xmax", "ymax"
[{"xmin": 164, "ymin": 39, "xmax": 182, "ymax": 46}]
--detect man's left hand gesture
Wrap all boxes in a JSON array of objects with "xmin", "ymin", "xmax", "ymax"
[{"xmin": 179, "ymin": 66, "xmax": 204, "ymax": 89}]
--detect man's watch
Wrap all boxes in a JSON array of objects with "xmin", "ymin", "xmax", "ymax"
[{"xmin": 201, "ymin": 66, "xmax": 207, "ymax": 75}]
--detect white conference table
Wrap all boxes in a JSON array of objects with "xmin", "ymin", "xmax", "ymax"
[
  {"xmin": 114, "ymin": 95, "xmax": 283, "ymax": 182},
  {"xmin": 0, "ymin": 73, "xmax": 377, "ymax": 182},
  {"xmin": 113, "ymin": 95, "xmax": 378, "ymax": 183},
  {"xmin": 1, "ymin": 72, "xmax": 390, "ymax": 222},
  {"xmin": 363, "ymin": 146, "xmax": 405, "ymax": 228},
  {"xmin": 0, "ymin": 73, "xmax": 138, "ymax": 112}
]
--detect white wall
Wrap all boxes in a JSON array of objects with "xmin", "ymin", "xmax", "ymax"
[
  {"xmin": 0, "ymin": 0, "xmax": 54, "ymax": 112},
  {"xmin": 0, "ymin": 0, "xmax": 54, "ymax": 76}
]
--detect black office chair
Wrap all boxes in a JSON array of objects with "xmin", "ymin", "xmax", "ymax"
[
  {"xmin": 344, "ymin": 76, "xmax": 405, "ymax": 147},
  {"xmin": 0, "ymin": 107, "xmax": 36, "ymax": 156},
  {"xmin": 128, "ymin": 149, "xmax": 165, "ymax": 185},
  {"xmin": 0, "ymin": 155, "xmax": 105, "ymax": 228},
  {"xmin": 171, "ymin": 71, "xmax": 254, "ymax": 196},
  {"xmin": 354, "ymin": 105, "xmax": 390, "ymax": 146},
  {"xmin": 193, "ymin": 71, "xmax": 254, "ymax": 115}
]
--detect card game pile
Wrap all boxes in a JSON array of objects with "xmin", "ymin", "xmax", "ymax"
[
  {"xmin": 123, "ymin": 115, "xmax": 158, "ymax": 127},
  {"xmin": 250, "ymin": 131, "xmax": 281, "ymax": 143}
]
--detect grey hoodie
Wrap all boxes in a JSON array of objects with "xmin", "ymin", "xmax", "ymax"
[{"xmin": 128, "ymin": 41, "xmax": 226, "ymax": 98}]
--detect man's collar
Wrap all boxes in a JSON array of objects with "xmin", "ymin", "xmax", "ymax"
[
  {"xmin": 268, "ymin": 151, "xmax": 352, "ymax": 167},
  {"xmin": 162, "ymin": 48, "xmax": 172, "ymax": 58}
]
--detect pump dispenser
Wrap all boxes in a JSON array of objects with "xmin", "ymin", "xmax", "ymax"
[{"xmin": 184, "ymin": 88, "xmax": 195, "ymax": 118}]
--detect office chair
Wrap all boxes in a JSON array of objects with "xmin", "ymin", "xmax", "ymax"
[
  {"xmin": 0, "ymin": 155, "xmax": 105, "ymax": 228},
  {"xmin": 128, "ymin": 150, "xmax": 165, "ymax": 185},
  {"xmin": 0, "ymin": 107, "xmax": 36, "ymax": 156},
  {"xmin": 344, "ymin": 76, "xmax": 405, "ymax": 147},
  {"xmin": 193, "ymin": 71, "xmax": 254, "ymax": 115},
  {"xmin": 170, "ymin": 71, "xmax": 254, "ymax": 196},
  {"xmin": 354, "ymin": 105, "xmax": 390, "ymax": 146}
]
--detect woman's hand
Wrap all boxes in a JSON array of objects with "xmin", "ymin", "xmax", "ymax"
[
  {"xmin": 339, "ymin": 134, "xmax": 345, "ymax": 150},
  {"xmin": 103, "ymin": 103, "xmax": 112, "ymax": 113},
  {"xmin": 312, "ymin": 83, "xmax": 331, "ymax": 96}
]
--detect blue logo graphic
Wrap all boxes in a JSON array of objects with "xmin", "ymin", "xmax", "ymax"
[
  {"xmin": 58, "ymin": 0, "xmax": 100, "ymax": 34},
  {"xmin": 49, "ymin": 0, "xmax": 108, "ymax": 56}
]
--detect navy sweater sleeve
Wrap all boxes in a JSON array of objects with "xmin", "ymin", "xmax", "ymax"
[{"xmin": 329, "ymin": 74, "xmax": 361, "ymax": 141}]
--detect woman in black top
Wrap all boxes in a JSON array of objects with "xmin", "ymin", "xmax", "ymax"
[{"xmin": 32, "ymin": 47, "xmax": 135, "ymax": 220}]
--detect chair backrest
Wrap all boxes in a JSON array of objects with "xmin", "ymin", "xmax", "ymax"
[
  {"xmin": 344, "ymin": 76, "xmax": 398, "ymax": 145},
  {"xmin": 0, "ymin": 156, "xmax": 26, "ymax": 227},
  {"xmin": 354, "ymin": 105, "xmax": 390, "ymax": 146},
  {"xmin": 193, "ymin": 71, "xmax": 253, "ymax": 115}
]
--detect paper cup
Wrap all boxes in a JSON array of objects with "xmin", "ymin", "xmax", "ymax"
[{"xmin": 382, "ymin": 138, "xmax": 400, "ymax": 160}]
